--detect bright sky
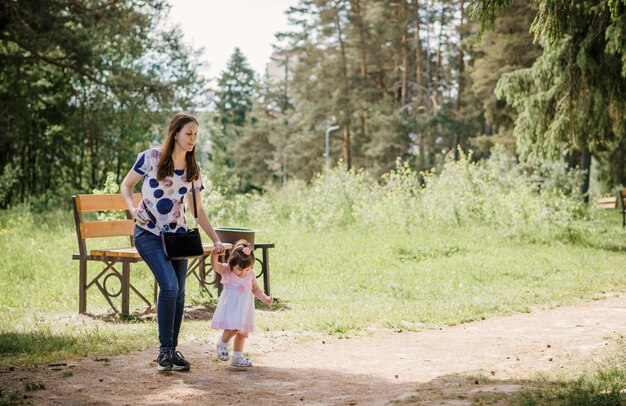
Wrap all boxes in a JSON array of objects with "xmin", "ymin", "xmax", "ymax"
[{"xmin": 168, "ymin": 0, "xmax": 299, "ymax": 81}]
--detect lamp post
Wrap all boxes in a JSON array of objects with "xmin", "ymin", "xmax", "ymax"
[{"xmin": 325, "ymin": 124, "xmax": 340, "ymax": 171}]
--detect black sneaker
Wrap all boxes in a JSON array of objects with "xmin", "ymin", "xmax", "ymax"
[
  {"xmin": 172, "ymin": 350, "xmax": 190, "ymax": 371},
  {"xmin": 157, "ymin": 349, "xmax": 174, "ymax": 371}
]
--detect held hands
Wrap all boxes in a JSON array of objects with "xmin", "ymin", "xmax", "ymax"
[{"xmin": 213, "ymin": 240, "xmax": 225, "ymax": 254}]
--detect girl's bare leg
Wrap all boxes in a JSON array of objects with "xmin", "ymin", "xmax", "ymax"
[
  {"xmin": 234, "ymin": 334, "xmax": 246, "ymax": 352},
  {"xmin": 221, "ymin": 329, "xmax": 238, "ymax": 343}
]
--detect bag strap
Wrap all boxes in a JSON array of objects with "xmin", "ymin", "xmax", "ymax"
[{"xmin": 191, "ymin": 181, "xmax": 198, "ymax": 228}]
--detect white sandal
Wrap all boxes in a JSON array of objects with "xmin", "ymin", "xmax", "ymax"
[
  {"xmin": 216, "ymin": 341, "xmax": 230, "ymax": 361},
  {"xmin": 230, "ymin": 356, "xmax": 252, "ymax": 367}
]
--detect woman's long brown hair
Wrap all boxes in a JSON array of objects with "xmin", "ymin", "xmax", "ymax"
[{"xmin": 157, "ymin": 112, "xmax": 200, "ymax": 182}]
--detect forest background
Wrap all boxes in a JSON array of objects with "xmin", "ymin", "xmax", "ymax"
[{"xmin": 2, "ymin": 0, "xmax": 625, "ymax": 207}]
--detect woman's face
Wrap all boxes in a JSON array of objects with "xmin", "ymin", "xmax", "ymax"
[{"xmin": 175, "ymin": 121, "xmax": 198, "ymax": 153}]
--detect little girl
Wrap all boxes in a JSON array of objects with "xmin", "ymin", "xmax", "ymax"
[{"xmin": 210, "ymin": 239, "xmax": 273, "ymax": 367}]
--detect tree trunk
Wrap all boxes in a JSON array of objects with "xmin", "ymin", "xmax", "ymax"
[
  {"xmin": 335, "ymin": 6, "xmax": 352, "ymax": 170},
  {"xmin": 343, "ymin": 126, "xmax": 351, "ymax": 170},
  {"xmin": 580, "ymin": 149, "xmax": 591, "ymax": 203},
  {"xmin": 401, "ymin": 0, "xmax": 409, "ymax": 106},
  {"xmin": 351, "ymin": 0, "xmax": 369, "ymax": 133},
  {"xmin": 415, "ymin": 0, "xmax": 423, "ymax": 105},
  {"xmin": 425, "ymin": 0, "xmax": 433, "ymax": 111},
  {"xmin": 435, "ymin": 1, "xmax": 445, "ymax": 107},
  {"xmin": 454, "ymin": 0, "xmax": 465, "ymax": 161}
]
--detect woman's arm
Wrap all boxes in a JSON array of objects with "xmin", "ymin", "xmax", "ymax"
[
  {"xmin": 121, "ymin": 170, "xmax": 145, "ymax": 223},
  {"xmin": 188, "ymin": 188, "xmax": 224, "ymax": 254},
  {"xmin": 252, "ymin": 279, "xmax": 272, "ymax": 305}
]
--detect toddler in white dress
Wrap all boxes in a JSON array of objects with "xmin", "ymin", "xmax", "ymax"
[{"xmin": 210, "ymin": 239, "xmax": 273, "ymax": 367}]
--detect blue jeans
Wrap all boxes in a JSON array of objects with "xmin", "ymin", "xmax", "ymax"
[{"xmin": 134, "ymin": 226, "xmax": 188, "ymax": 351}]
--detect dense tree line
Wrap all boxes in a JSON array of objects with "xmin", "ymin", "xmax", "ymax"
[
  {"xmin": 0, "ymin": 0, "xmax": 205, "ymax": 207},
  {"xmin": 2, "ymin": 0, "xmax": 624, "ymax": 207},
  {"xmin": 212, "ymin": 0, "xmax": 625, "ymax": 195}
]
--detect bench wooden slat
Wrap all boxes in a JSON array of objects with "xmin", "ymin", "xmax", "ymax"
[
  {"xmin": 76, "ymin": 193, "xmax": 142, "ymax": 212},
  {"xmin": 80, "ymin": 220, "xmax": 135, "ymax": 239},
  {"xmin": 89, "ymin": 247, "xmax": 143, "ymax": 258},
  {"xmin": 595, "ymin": 196, "xmax": 617, "ymax": 209},
  {"xmin": 88, "ymin": 242, "xmax": 235, "ymax": 259}
]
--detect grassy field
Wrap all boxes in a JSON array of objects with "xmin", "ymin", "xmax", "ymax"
[
  {"xmin": 0, "ymin": 205, "xmax": 624, "ymax": 367},
  {"xmin": 0, "ymin": 156, "xmax": 625, "ymax": 381}
]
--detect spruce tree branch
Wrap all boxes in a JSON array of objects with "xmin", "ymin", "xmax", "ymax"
[{"xmin": 1, "ymin": 33, "xmax": 105, "ymax": 86}]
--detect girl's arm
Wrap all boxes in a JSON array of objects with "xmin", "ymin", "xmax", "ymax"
[
  {"xmin": 187, "ymin": 188, "xmax": 224, "ymax": 254},
  {"xmin": 121, "ymin": 170, "xmax": 145, "ymax": 224},
  {"xmin": 210, "ymin": 250, "xmax": 224, "ymax": 275},
  {"xmin": 252, "ymin": 279, "xmax": 272, "ymax": 305}
]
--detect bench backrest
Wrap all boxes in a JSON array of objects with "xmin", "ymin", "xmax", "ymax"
[
  {"xmin": 621, "ymin": 189, "xmax": 626, "ymax": 212},
  {"xmin": 72, "ymin": 193, "xmax": 142, "ymax": 256},
  {"xmin": 595, "ymin": 196, "xmax": 618, "ymax": 209}
]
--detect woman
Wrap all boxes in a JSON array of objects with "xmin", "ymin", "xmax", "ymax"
[{"xmin": 121, "ymin": 112, "xmax": 225, "ymax": 372}]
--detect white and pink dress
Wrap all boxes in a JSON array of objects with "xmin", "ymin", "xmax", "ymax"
[{"xmin": 211, "ymin": 263, "xmax": 256, "ymax": 336}]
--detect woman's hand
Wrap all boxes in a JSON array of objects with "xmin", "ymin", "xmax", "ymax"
[
  {"xmin": 131, "ymin": 207, "xmax": 148, "ymax": 225},
  {"xmin": 213, "ymin": 240, "xmax": 225, "ymax": 254}
]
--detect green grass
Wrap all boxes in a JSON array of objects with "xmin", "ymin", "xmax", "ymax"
[
  {"xmin": 0, "ymin": 203, "xmax": 625, "ymax": 367},
  {"xmin": 511, "ymin": 347, "xmax": 626, "ymax": 405},
  {"xmin": 391, "ymin": 345, "xmax": 626, "ymax": 405}
]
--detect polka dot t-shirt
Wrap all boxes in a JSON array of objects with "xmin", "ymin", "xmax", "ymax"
[{"xmin": 132, "ymin": 148, "xmax": 205, "ymax": 236}]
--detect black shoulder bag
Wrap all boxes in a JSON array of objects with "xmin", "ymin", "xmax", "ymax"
[{"xmin": 160, "ymin": 182, "xmax": 204, "ymax": 260}]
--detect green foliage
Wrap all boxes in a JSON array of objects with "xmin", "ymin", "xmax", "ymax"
[
  {"xmin": 513, "ymin": 349, "xmax": 626, "ymax": 405},
  {"xmin": 231, "ymin": 147, "xmax": 590, "ymax": 244},
  {"xmin": 0, "ymin": 163, "xmax": 22, "ymax": 209},
  {"xmin": 1, "ymin": 0, "xmax": 206, "ymax": 206},
  {"xmin": 466, "ymin": 0, "xmax": 541, "ymax": 139},
  {"xmin": 91, "ymin": 172, "xmax": 120, "ymax": 195},
  {"xmin": 472, "ymin": 0, "xmax": 626, "ymax": 188},
  {"xmin": 213, "ymin": 47, "xmax": 257, "ymax": 131},
  {"xmin": 23, "ymin": 382, "xmax": 44, "ymax": 392},
  {"xmin": 211, "ymin": 48, "xmax": 258, "ymax": 191},
  {"xmin": 0, "ymin": 387, "xmax": 30, "ymax": 406}
]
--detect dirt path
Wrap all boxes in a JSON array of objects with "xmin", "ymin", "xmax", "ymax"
[{"xmin": 2, "ymin": 294, "xmax": 625, "ymax": 405}]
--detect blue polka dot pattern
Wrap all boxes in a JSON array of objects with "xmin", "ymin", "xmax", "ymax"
[
  {"xmin": 133, "ymin": 154, "xmax": 146, "ymax": 175},
  {"xmin": 135, "ymin": 148, "xmax": 205, "ymax": 236},
  {"xmin": 156, "ymin": 198, "xmax": 174, "ymax": 214}
]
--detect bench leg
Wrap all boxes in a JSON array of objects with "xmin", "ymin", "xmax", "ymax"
[
  {"xmin": 79, "ymin": 259, "xmax": 87, "ymax": 314},
  {"xmin": 121, "ymin": 262, "xmax": 130, "ymax": 316},
  {"xmin": 262, "ymin": 247, "xmax": 271, "ymax": 296}
]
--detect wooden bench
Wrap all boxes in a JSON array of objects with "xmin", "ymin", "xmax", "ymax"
[
  {"xmin": 594, "ymin": 189, "xmax": 626, "ymax": 228},
  {"xmin": 619, "ymin": 188, "xmax": 626, "ymax": 227},
  {"xmin": 71, "ymin": 193, "xmax": 274, "ymax": 316},
  {"xmin": 595, "ymin": 196, "xmax": 617, "ymax": 209}
]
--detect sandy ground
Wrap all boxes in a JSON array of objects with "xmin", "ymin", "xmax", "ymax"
[{"xmin": 2, "ymin": 294, "xmax": 625, "ymax": 405}]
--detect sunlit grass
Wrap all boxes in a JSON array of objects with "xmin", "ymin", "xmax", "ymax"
[{"xmin": 1, "ymin": 154, "xmax": 625, "ymax": 366}]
